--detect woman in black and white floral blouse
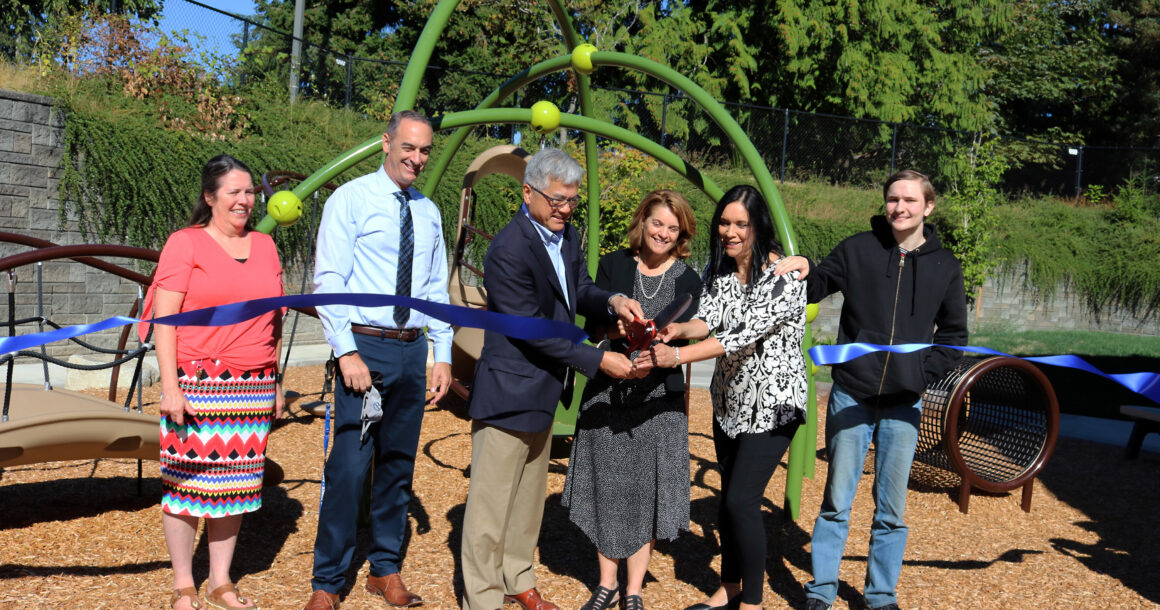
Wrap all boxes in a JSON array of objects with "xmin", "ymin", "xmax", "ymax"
[{"xmin": 638, "ymin": 184, "xmax": 807, "ymax": 610}]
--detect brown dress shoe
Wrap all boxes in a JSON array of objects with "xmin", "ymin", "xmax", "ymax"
[
  {"xmin": 366, "ymin": 572, "xmax": 423, "ymax": 607},
  {"xmin": 304, "ymin": 589, "xmax": 340, "ymax": 610},
  {"xmin": 503, "ymin": 588, "xmax": 560, "ymax": 610}
]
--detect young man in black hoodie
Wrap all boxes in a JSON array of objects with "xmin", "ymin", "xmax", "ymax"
[{"xmin": 777, "ymin": 169, "xmax": 969, "ymax": 610}]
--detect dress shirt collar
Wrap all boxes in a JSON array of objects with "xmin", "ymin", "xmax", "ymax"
[
  {"xmin": 520, "ymin": 203, "xmax": 564, "ymax": 244},
  {"xmin": 379, "ymin": 165, "xmax": 412, "ymax": 201}
]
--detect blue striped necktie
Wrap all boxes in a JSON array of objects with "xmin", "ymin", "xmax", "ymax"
[{"xmin": 394, "ymin": 190, "xmax": 413, "ymax": 327}]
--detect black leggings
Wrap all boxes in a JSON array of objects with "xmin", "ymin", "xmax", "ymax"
[{"xmin": 713, "ymin": 419, "xmax": 800, "ymax": 605}]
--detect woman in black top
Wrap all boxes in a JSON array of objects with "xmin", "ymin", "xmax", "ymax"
[
  {"xmin": 563, "ymin": 189, "xmax": 701, "ymax": 610},
  {"xmin": 641, "ymin": 185, "xmax": 808, "ymax": 610}
]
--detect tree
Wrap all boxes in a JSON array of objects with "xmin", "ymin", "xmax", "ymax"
[
  {"xmin": 614, "ymin": 1, "xmax": 760, "ymax": 146},
  {"xmin": 936, "ymin": 135, "xmax": 1004, "ymax": 298},
  {"xmin": 981, "ymin": 0, "xmax": 1123, "ymax": 142},
  {"xmin": 764, "ymin": 0, "xmax": 1014, "ymax": 131},
  {"xmin": 1, "ymin": 0, "xmax": 159, "ymax": 60},
  {"xmin": 1103, "ymin": 0, "xmax": 1160, "ymax": 146},
  {"xmin": 244, "ymin": 0, "xmax": 566, "ymax": 116},
  {"xmin": 392, "ymin": 0, "xmax": 564, "ymax": 112},
  {"xmin": 244, "ymin": 0, "xmax": 401, "ymax": 110},
  {"xmin": 576, "ymin": 0, "xmax": 1019, "ymax": 149}
]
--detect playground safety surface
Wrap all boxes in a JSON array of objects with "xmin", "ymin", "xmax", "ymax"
[{"xmin": 1, "ymin": 364, "xmax": 1157, "ymax": 608}]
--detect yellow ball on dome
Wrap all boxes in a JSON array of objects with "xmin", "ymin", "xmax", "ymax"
[
  {"xmin": 267, "ymin": 190, "xmax": 303, "ymax": 226},
  {"xmin": 571, "ymin": 44, "xmax": 598, "ymax": 75},
  {"xmin": 530, "ymin": 100, "xmax": 561, "ymax": 135},
  {"xmin": 806, "ymin": 303, "xmax": 820, "ymax": 323}
]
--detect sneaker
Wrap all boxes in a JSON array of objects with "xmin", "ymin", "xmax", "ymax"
[{"xmin": 805, "ymin": 599, "xmax": 831, "ymax": 610}]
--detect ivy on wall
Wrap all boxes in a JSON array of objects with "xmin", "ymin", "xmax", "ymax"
[{"xmin": 991, "ymin": 185, "xmax": 1160, "ymax": 318}]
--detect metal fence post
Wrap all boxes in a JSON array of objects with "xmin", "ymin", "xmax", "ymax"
[
  {"xmin": 660, "ymin": 93, "xmax": 670, "ymax": 147},
  {"xmin": 891, "ymin": 123, "xmax": 898, "ymax": 175},
  {"xmin": 289, "ymin": 0, "xmax": 305, "ymax": 102},
  {"xmin": 345, "ymin": 53, "xmax": 353, "ymax": 109},
  {"xmin": 512, "ymin": 91, "xmax": 519, "ymax": 143},
  {"xmin": 780, "ymin": 108, "xmax": 789, "ymax": 181},
  {"xmin": 1075, "ymin": 145, "xmax": 1084, "ymax": 198}
]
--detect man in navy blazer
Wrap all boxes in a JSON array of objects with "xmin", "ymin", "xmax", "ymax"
[{"xmin": 460, "ymin": 148, "xmax": 642, "ymax": 610}]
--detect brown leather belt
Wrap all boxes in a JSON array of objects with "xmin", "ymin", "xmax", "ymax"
[{"xmin": 350, "ymin": 324, "xmax": 423, "ymax": 342}]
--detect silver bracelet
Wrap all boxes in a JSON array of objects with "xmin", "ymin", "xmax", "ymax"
[{"xmin": 674, "ymin": 346, "xmax": 681, "ymax": 365}]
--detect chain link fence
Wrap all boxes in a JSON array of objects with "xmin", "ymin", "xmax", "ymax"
[{"xmin": 164, "ymin": 0, "xmax": 1160, "ymax": 198}]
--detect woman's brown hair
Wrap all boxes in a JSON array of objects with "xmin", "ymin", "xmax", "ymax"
[
  {"xmin": 625, "ymin": 189, "xmax": 697, "ymax": 260},
  {"xmin": 188, "ymin": 154, "xmax": 254, "ymax": 227}
]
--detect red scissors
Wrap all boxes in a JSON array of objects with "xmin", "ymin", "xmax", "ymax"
[{"xmin": 624, "ymin": 293, "xmax": 693, "ymax": 354}]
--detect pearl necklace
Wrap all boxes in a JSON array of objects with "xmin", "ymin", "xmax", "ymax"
[{"xmin": 636, "ymin": 258, "xmax": 672, "ymax": 300}]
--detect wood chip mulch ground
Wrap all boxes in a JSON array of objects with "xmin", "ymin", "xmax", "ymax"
[{"xmin": 2, "ymin": 364, "xmax": 1158, "ymax": 609}]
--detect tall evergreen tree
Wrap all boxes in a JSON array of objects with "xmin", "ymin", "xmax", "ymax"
[
  {"xmin": 981, "ymin": 0, "xmax": 1123, "ymax": 142},
  {"xmin": 763, "ymin": 0, "xmax": 1014, "ymax": 131},
  {"xmin": 1104, "ymin": 0, "xmax": 1160, "ymax": 146}
]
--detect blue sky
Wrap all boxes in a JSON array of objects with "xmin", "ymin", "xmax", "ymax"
[{"xmin": 156, "ymin": 0, "xmax": 257, "ymax": 60}]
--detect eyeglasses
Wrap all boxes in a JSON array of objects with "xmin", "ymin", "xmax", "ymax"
[{"xmin": 528, "ymin": 184, "xmax": 581, "ymax": 209}]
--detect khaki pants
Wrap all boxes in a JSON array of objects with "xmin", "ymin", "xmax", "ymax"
[{"xmin": 460, "ymin": 421, "xmax": 551, "ymax": 610}]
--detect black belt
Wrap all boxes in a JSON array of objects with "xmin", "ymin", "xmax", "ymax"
[{"xmin": 350, "ymin": 324, "xmax": 423, "ymax": 342}]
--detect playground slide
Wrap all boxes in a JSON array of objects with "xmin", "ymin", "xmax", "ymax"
[
  {"xmin": 446, "ymin": 145, "xmax": 528, "ymax": 397},
  {"xmin": 448, "ymin": 272, "xmax": 487, "ymax": 392},
  {"xmin": 0, "ymin": 384, "xmax": 284, "ymax": 485},
  {"xmin": 0, "ymin": 384, "xmax": 160, "ymax": 468}
]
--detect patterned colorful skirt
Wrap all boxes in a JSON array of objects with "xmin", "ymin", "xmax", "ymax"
[{"xmin": 159, "ymin": 360, "xmax": 275, "ymax": 518}]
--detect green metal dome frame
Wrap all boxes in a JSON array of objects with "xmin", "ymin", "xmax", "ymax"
[{"xmin": 254, "ymin": 0, "xmax": 818, "ymax": 518}]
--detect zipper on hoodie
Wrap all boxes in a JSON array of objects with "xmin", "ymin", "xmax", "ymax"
[{"xmin": 875, "ymin": 249, "xmax": 907, "ymax": 400}]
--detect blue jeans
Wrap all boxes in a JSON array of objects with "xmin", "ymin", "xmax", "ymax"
[{"xmin": 805, "ymin": 382, "xmax": 921, "ymax": 609}]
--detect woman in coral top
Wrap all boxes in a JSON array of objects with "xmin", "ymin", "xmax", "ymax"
[{"xmin": 148, "ymin": 154, "xmax": 284, "ymax": 610}]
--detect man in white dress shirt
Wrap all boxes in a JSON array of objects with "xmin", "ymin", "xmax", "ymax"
[{"xmin": 305, "ymin": 110, "xmax": 451, "ymax": 610}]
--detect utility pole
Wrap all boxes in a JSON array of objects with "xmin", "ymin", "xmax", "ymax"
[{"xmin": 289, "ymin": 0, "xmax": 305, "ymax": 103}]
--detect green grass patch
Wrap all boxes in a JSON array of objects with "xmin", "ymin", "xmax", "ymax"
[
  {"xmin": 969, "ymin": 329, "xmax": 1160, "ymax": 358},
  {"xmin": 968, "ymin": 329, "xmax": 1160, "ymax": 419}
]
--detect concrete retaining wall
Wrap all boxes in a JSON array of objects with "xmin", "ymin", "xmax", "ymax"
[{"xmin": 810, "ymin": 267, "xmax": 1159, "ymax": 340}]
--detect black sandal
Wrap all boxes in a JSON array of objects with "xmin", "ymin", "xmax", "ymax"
[
  {"xmin": 623, "ymin": 594, "xmax": 644, "ymax": 610},
  {"xmin": 580, "ymin": 585, "xmax": 620, "ymax": 610}
]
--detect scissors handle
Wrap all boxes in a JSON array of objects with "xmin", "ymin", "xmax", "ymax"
[{"xmin": 625, "ymin": 316, "xmax": 657, "ymax": 353}]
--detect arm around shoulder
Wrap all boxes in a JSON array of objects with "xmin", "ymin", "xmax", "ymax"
[{"xmin": 805, "ymin": 241, "xmax": 852, "ymax": 303}]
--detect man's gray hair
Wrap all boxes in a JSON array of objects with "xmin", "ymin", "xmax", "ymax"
[
  {"xmin": 524, "ymin": 148, "xmax": 583, "ymax": 190},
  {"xmin": 386, "ymin": 110, "xmax": 432, "ymax": 137}
]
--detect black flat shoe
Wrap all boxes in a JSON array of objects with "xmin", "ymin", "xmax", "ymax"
[
  {"xmin": 580, "ymin": 585, "xmax": 619, "ymax": 610},
  {"xmin": 683, "ymin": 596, "xmax": 741, "ymax": 610}
]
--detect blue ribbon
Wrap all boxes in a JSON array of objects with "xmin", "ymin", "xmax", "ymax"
[
  {"xmin": 809, "ymin": 342, "xmax": 1160, "ymax": 404},
  {"xmin": 0, "ymin": 292, "xmax": 589, "ymax": 356}
]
